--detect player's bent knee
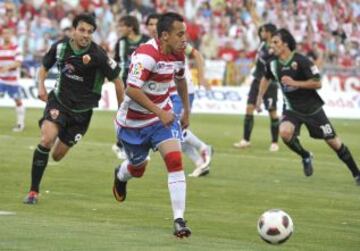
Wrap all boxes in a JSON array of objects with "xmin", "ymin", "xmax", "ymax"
[
  {"xmin": 52, "ymin": 153, "xmax": 64, "ymax": 162},
  {"xmin": 164, "ymin": 151, "xmax": 183, "ymax": 173},
  {"xmin": 279, "ymin": 127, "xmax": 293, "ymax": 141},
  {"xmin": 128, "ymin": 161, "xmax": 147, "ymax": 178}
]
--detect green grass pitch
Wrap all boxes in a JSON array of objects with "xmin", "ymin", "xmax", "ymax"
[{"xmin": 0, "ymin": 107, "xmax": 359, "ymax": 251}]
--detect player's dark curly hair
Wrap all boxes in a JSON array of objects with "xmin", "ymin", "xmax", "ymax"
[
  {"xmin": 275, "ymin": 28, "xmax": 296, "ymax": 51},
  {"xmin": 258, "ymin": 23, "xmax": 277, "ymax": 40},
  {"xmin": 119, "ymin": 15, "xmax": 140, "ymax": 35},
  {"xmin": 157, "ymin": 12, "xmax": 184, "ymax": 38},
  {"xmin": 263, "ymin": 23, "xmax": 277, "ymax": 36},
  {"xmin": 72, "ymin": 13, "xmax": 97, "ymax": 31}
]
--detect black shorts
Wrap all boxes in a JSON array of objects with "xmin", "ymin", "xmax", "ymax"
[
  {"xmin": 39, "ymin": 92, "xmax": 93, "ymax": 147},
  {"xmin": 247, "ymin": 78, "xmax": 278, "ymax": 111},
  {"xmin": 282, "ymin": 108, "xmax": 336, "ymax": 139}
]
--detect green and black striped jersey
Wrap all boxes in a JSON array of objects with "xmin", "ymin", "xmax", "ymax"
[
  {"xmin": 264, "ymin": 52, "xmax": 323, "ymax": 115},
  {"xmin": 43, "ymin": 38, "xmax": 120, "ymax": 112}
]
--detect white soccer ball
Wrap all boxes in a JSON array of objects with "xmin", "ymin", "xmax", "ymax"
[{"xmin": 257, "ymin": 209, "xmax": 294, "ymax": 244}]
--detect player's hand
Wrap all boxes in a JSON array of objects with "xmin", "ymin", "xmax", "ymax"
[
  {"xmin": 255, "ymin": 96, "xmax": 263, "ymax": 113},
  {"xmin": 37, "ymin": 85, "xmax": 48, "ymax": 102},
  {"xmin": 180, "ymin": 112, "xmax": 189, "ymax": 129},
  {"xmin": 281, "ymin": 76, "xmax": 296, "ymax": 87},
  {"xmin": 158, "ymin": 110, "xmax": 175, "ymax": 127}
]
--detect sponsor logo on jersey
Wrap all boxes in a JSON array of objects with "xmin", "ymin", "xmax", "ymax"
[{"xmin": 62, "ymin": 63, "xmax": 75, "ymax": 74}]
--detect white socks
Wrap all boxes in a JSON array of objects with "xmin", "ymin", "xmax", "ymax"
[
  {"xmin": 182, "ymin": 142, "xmax": 203, "ymax": 167},
  {"xmin": 117, "ymin": 160, "xmax": 133, "ymax": 182},
  {"xmin": 183, "ymin": 129, "xmax": 206, "ymax": 151},
  {"xmin": 15, "ymin": 105, "xmax": 25, "ymax": 127},
  {"xmin": 168, "ymin": 171, "xmax": 186, "ymax": 220}
]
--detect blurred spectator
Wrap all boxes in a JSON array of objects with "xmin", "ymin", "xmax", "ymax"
[{"xmin": 8, "ymin": 0, "xmax": 360, "ymax": 79}]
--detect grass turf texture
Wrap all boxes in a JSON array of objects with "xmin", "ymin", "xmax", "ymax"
[{"xmin": 0, "ymin": 107, "xmax": 359, "ymax": 251}]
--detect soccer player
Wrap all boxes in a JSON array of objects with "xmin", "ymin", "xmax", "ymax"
[
  {"xmin": 23, "ymin": 14, "xmax": 125, "ymax": 204},
  {"xmin": 256, "ymin": 28, "xmax": 360, "ymax": 185},
  {"xmin": 113, "ymin": 12, "xmax": 191, "ymax": 238},
  {"xmin": 112, "ymin": 15, "xmax": 150, "ymax": 159},
  {"xmin": 145, "ymin": 13, "xmax": 161, "ymax": 38},
  {"xmin": 145, "ymin": 13, "xmax": 213, "ymax": 177},
  {"xmin": 233, "ymin": 23, "xmax": 279, "ymax": 151},
  {"xmin": 0, "ymin": 27, "xmax": 25, "ymax": 132}
]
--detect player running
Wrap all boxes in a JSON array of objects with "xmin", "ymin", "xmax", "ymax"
[
  {"xmin": 256, "ymin": 28, "xmax": 360, "ymax": 185},
  {"xmin": 23, "ymin": 14, "xmax": 125, "ymax": 204},
  {"xmin": 113, "ymin": 12, "xmax": 192, "ymax": 238}
]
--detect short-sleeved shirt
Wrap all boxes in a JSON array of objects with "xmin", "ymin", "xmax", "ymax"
[
  {"xmin": 43, "ymin": 38, "xmax": 120, "ymax": 112},
  {"xmin": 116, "ymin": 38, "xmax": 185, "ymax": 128},
  {"xmin": 0, "ymin": 44, "xmax": 23, "ymax": 85},
  {"xmin": 252, "ymin": 41, "xmax": 275, "ymax": 80},
  {"xmin": 264, "ymin": 52, "xmax": 323, "ymax": 115}
]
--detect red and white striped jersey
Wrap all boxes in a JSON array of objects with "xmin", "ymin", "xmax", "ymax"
[
  {"xmin": 0, "ymin": 44, "xmax": 23, "ymax": 85},
  {"xmin": 116, "ymin": 38, "xmax": 185, "ymax": 128}
]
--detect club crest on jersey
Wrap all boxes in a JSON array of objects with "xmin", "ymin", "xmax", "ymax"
[
  {"xmin": 50, "ymin": 109, "xmax": 59, "ymax": 120},
  {"xmin": 82, "ymin": 54, "xmax": 91, "ymax": 64},
  {"xmin": 291, "ymin": 61, "xmax": 298, "ymax": 70},
  {"xmin": 131, "ymin": 62, "xmax": 143, "ymax": 77}
]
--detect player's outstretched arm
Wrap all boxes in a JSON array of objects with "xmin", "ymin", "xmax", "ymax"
[
  {"xmin": 175, "ymin": 78, "xmax": 190, "ymax": 129},
  {"xmin": 256, "ymin": 77, "xmax": 270, "ymax": 113},
  {"xmin": 126, "ymin": 86, "xmax": 175, "ymax": 127},
  {"xmin": 281, "ymin": 76, "xmax": 321, "ymax": 89},
  {"xmin": 113, "ymin": 77, "xmax": 125, "ymax": 107},
  {"xmin": 36, "ymin": 66, "xmax": 49, "ymax": 102},
  {"xmin": 0, "ymin": 60, "xmax": 21, "ymax": 73},
  {"xmin": 192, "ymin": 49, "xmax": 211, "ymax": 90}
]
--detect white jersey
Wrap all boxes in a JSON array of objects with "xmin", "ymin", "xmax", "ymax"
[
  {"xmin": 0, "ymin": 44, "xmax": 22, "ymax": 85},
  {"xmin": 116, "ymin": 39, "xmax": 186, "ymax": 128}
]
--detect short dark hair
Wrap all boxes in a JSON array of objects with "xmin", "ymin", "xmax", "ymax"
[
  {"xmin": 275, "ymin": 28, "xmax": 297, "ymax": 51},
  {"xmin": 262, "ymin": 23, "xmax": 277, "ymax": 36},
  {"xmin": 258, "ymin": 23, "xmax": 277, "ymax": 39},
  {"xmin": 119, "ymin": 15, "xmax": 140, "ymax": 35},
  {"xmin": 157, "ymin": 12, "xmax": 184, "ymax": 38},
  {"xmin": 145, "ymin": 13, "xmax": 161, "ymax": 26},
  {"xmin": 72, "ymin": 13, "xmax": 97, "ymax": 31}
]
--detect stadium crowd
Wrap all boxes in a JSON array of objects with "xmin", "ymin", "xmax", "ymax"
[{"xmin": 0, "ymin": 0, "xmax": 359, "ymax": 80}]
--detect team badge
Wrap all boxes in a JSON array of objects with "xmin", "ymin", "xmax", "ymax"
[
  {"xmin": 130, "ymin": 62, "xmax": 143, "ymax": 77},
  {"xmin": 50, "ymin": 109, "xmax": 59, "ymax": 120},
  {"xmin": 291, "ymin": 61, "xmax": 298, "ymax": 70},
  {"xmin": 82, "ymin": 54, "xmax": 91, "ymax": 64}
]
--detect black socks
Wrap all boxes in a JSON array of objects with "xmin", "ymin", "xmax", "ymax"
[
  {"xmin": 336, "ymin": 144, "xmax": 360, "ymax": 177},
  {"xmin": 30, "ymin": 144, "xmax": 50, "ymax": 192}
]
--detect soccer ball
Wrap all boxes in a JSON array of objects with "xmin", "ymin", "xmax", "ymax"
[{"xmin": 257, "ymin": 209, "xmax": 294, "ymax": 244}]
